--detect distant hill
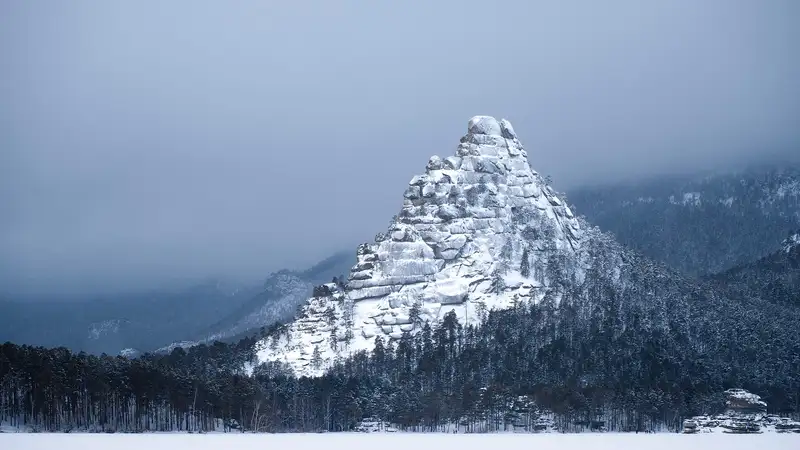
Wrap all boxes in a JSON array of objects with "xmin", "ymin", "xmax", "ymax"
[
  {"xmin": 0, "ymin": 251, "xmax": 355, "ymax": 356},
  {"xmin": 156, "ymin": 251, "xmax": 355, "ymax": 352},
  {"xmin": 709, "ymin": 231, "xmax": 800, "ymax": 308},
  {"xmin": 568, "ymin": 162, "xmax": 800, "ymax": 275},
  {"xmin": 0, "ymin": 280, "xmax": 261, "ymax": 355}
]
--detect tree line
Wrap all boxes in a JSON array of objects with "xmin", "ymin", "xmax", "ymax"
[{"xmin": 2, "ymin": 263, "xmax": 798, "ymax": 433}]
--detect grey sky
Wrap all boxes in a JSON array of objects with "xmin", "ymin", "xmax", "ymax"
[{"xmin": 2, "ymin": 1, "xmax": 799, "ymax": 297}]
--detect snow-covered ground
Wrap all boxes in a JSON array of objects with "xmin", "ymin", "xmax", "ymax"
[{"xmin": 1, "ymin": 433, "xmax": 798, "ymax": 450}]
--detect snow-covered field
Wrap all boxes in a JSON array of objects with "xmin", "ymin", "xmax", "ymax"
[{"xmin": 1, "ymin": 433, "xmax": 798, "ymax": 450}]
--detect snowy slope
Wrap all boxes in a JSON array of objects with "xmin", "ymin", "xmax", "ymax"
[{"xmin": 257, "ymin": 116, "xmax": 590, "ymax": 375}]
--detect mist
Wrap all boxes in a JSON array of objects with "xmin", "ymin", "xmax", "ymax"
[{"xmin": 2, "ymin": 1, "xmax": 798, "ymax": 298}]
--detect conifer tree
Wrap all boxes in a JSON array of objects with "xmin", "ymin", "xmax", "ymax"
[{"xmin": 520, "ymin": 247, "xmax": 530, "ymax": 277}]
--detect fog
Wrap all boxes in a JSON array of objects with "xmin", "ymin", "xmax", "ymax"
[{"xmin": 2, "ymin": 1, "xmax": 798, "ymax": 297}]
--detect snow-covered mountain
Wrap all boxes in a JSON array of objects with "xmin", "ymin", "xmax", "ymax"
[
  {"xmin": 257, "ymin": 116, "xmax": 616, "ymax": 374},
  {"xmin": 569, "ymin": 162, "xmax": 800, "ymax": 275}
]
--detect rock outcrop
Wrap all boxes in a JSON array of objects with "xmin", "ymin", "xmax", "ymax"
[
  {"xmin": 256, "ymin": 116, "xmax": 584, "ymax": 375},
  {"xmin": 682, "ymin": 389, "xmax": 800, "ymax": 434},
  {"xmin": 724, "ymin": 388, "xmax": 767, "ymax": 414}
]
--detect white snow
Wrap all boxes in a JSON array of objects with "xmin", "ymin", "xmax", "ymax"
[
  {"xmin": 87, "ymin": 319, "xmax": 124, "ymax": 340},
  {"xmin": 468, "ymin": 115, "xmax": 503, "ymax": 136},
  {"xmin": 119, "ymin": 348, "xmax": 140, "ymax": 358},
  {"xmin": 668, "ymin": 192, "xmax": 702, "ymax": 207},
  {"xmin": 783, "ymin": 233, "xmax": 800, "ymax": 253},
  {"xmin": 775, "ymin": 180, "xmax": 800, "ymax": 199},
  {"xmin": 2, "ymin": 433, "xmax": 798, "ymax": 450},
  {"xmin": 725, "ymin": 388, "xmax": 768, "ymax": 410},
  {"xmin": 758, "ymin": 179, "xmax": 800, "ymax": 209}
]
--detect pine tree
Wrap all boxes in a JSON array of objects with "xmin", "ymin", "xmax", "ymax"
[
  {"xmin": 409, "ymin": 299, "xmax": 423, "ymax": 328},
  {"xmin": 323, "ymin": 305, "xmax": 337, "ymax": 325},
  {"xmin": 329, "ymin": 327, "xmax": 339, "ymax": 350},
  {"xmin": 311, "ymin": 346, "xmax": 322, "ymax": 370},
  {"xmin": 520, "ymin": 247, "xmax": 530, "ymax": 277},
  {"xmin": 372, "ymin": 336, "xmax": 386, "ymax": 375},
  {"xmin": 476, "ymin": 301, "xmax": 489, "ymax": 323},
  {"xmin": 490, "ymin": 268, "xmax": 505, "ymax": 294}
]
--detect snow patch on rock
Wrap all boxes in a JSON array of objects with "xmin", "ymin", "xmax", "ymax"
[{"xmin": 783, "ymin": 232, "xmax": 800, "ymax": 253}]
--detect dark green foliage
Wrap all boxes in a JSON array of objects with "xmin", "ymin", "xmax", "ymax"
[
  {"xmin": 408, "ymin": 300, "xmax": 423, "ymax": 328},
  {"xmin": 0, "ymin": 336, "xmax": 262, "ymax": 432},
  {"xmin": 520, "ymin": 248, "xmax": 530, "ymax": 278},
  {"xmin": 311, "ymin": 346, "xmax": 323, "ymax": 370},
  {"xmin": 489, "ymin": 268, "xmax": 505, "ymax": 294},
  {"xmin": 312, "ymin": 284, "xmax": 332, "ymax": 298}
]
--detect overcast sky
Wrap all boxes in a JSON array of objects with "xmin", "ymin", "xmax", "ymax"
[{"xmin": 2, "ymin": 1, "xmax": 799, "ymax": 297}]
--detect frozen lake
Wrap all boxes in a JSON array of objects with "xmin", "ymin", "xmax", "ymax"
[{"xmin": 2, "ymin": 433, "xmax": 799, "ymax": 450}]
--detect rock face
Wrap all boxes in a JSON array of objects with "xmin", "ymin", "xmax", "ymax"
[{"xmin": 257, "ymin": 116, "xmax": 583, "ymax": 375}]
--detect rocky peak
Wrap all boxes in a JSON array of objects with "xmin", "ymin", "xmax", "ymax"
[{"xmin": 257, "ymin": 116, "xmax": 583, "ymax": 375}]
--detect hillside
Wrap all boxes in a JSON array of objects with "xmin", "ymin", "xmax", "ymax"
[
  {"xmin": 156, "ymin": 251, "xmax": 355, "ymax": 352},
  {"xmin": 708, "ymin": 231, "xmax": 800, "ymax": 308},
  {"xmin": 568, "ymin": 163, "xmax": 800, "ymax": 275}
]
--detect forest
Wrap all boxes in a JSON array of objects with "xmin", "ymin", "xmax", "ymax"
[{"xmin": 3, "ymin": 267, "xmax": 799, "ymax": 433}]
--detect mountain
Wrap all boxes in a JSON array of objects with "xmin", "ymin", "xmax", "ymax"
[
  {"xmin": 255, "ymin": 116, "xmax": 800, "ymax": 391},
  {"xmin": 3, "ymin": 116, "xmax": 799, "ymax": 433},
  {"xmin": 257, "ymin": 116, "xmax": 582, "ymax": 374},
  {"xmin": 0, "ymin": 280, "xmax": 261, "ymax": 355},
  {"xmin": 568, "ymin": 163, "xmax": 800, "ymax": 275},
  {"xmin": 156, "ymin": 251, "xmax": 355, "ymax": 352},
  {"xmin": 708, "ymin": 231, "xmax": 800, "ymax": 308}
]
